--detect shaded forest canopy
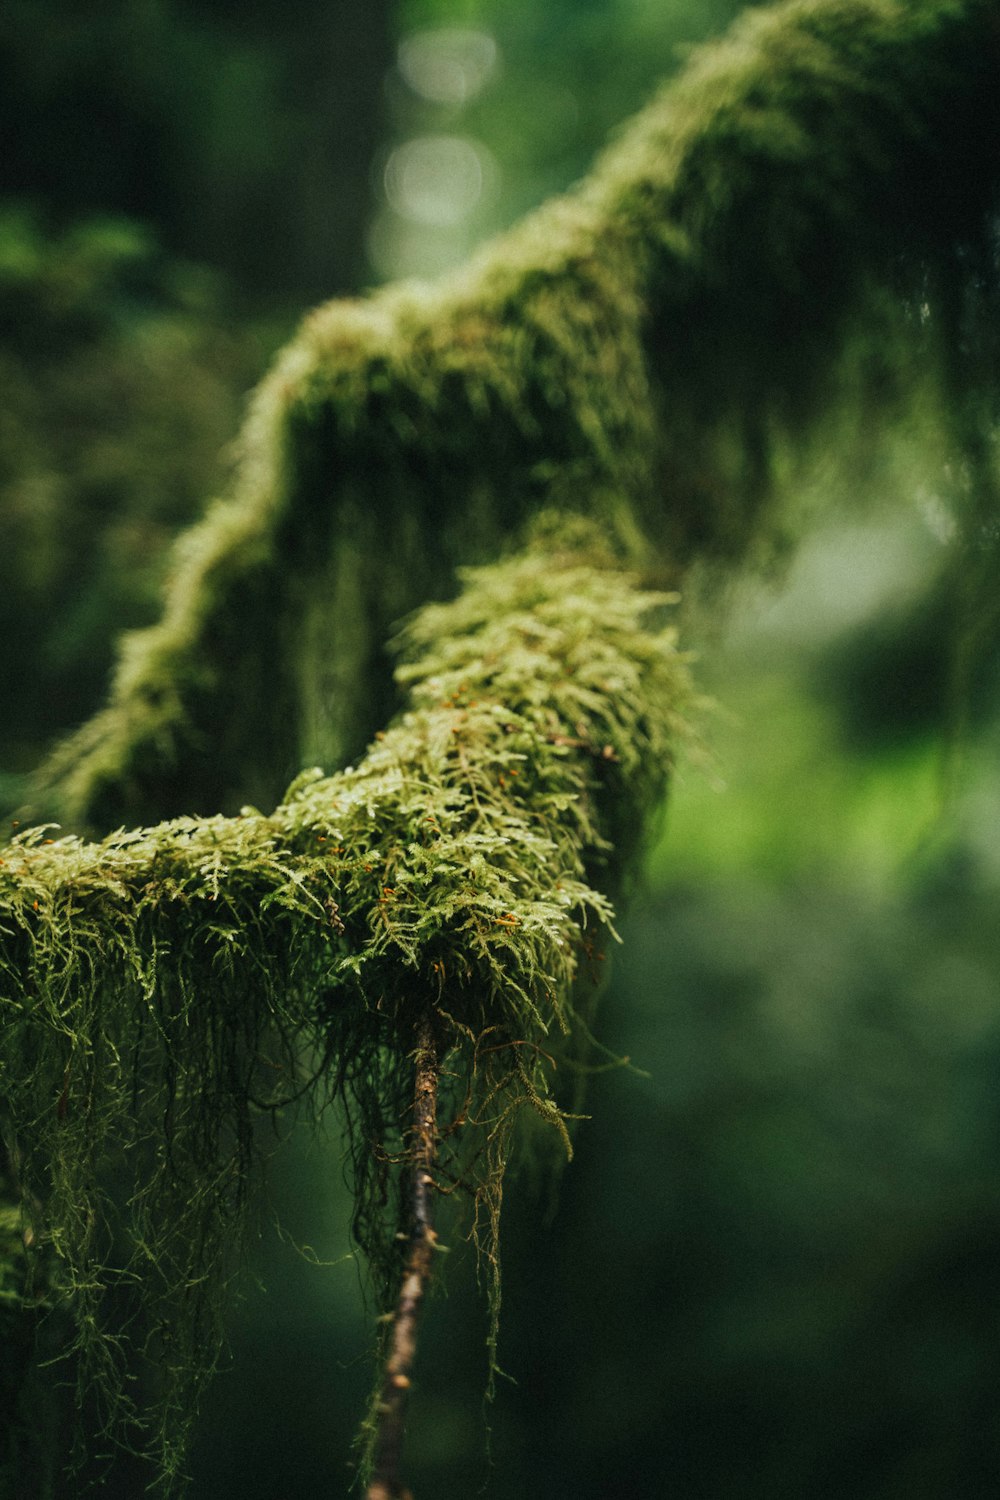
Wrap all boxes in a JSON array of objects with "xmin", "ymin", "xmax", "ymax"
[{"xmin": 3, "ymin": 0, "xmax": 1000, "ymax": 1490}]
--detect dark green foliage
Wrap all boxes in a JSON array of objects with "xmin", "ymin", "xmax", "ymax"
[
  {"xmin": 485, "ymin": 871, "xmax": 1000, "ymax": 1499},
  {"xmin": 0, "ymin": 208, "xmax": 274, "ymax": 797},
  {"xmin": 0, "ymin": 0, "xmax": 393, "ymax": 301}
]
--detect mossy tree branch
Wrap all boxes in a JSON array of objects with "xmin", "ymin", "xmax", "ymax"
[
  {"xmin": 2, "ymin": 531, "xmax": 688, "ymax": 1482},
  {"xmin": 3, "ymin": 0, "xmax": 1000, "ymax": 1488},
  {"xmin": 38, "ymin": 0, "xmax": 1000, "ymax": 832}
]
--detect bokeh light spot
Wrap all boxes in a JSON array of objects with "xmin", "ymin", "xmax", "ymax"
[
  {"xmin": 383, "ymin": 135, "xmax": 494, "ymax": 228},
  {"xmin": 397, "ymin": 28, "xmax": 499, "ymax": 107}
]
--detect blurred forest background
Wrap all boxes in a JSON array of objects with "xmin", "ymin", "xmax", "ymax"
[{"xmin": 3, "ymin": 0, "xmax": 1000, "ymax": 1496}]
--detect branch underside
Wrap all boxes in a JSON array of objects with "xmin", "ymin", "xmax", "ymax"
[{"xmin": 367, "ymin": 1018, "xmax": 439, "ymax": 1500}]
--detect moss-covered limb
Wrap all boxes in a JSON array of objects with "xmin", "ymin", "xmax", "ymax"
[
  {"xmin": 595, "ymin": 0, "xmax": 1000, "ymax": 296},
  {"xmin": 595, "ymin": 0, "xmax": 1000, "ymax": 562},
  {"xmin": 40, "ymin": 0, "xmax": 1000, "ymax": 831},
  {"xmin": 2, "ymin": 528, "xmax": 689, "ymax": 1482}
]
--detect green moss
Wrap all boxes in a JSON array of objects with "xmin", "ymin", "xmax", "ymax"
[
  {"xmin": 41, "ymin": 0, "xmax": 1000, "ymax": 831},
  {"xmin": 2, "ymin": 527, "xmax": 689, "ymax": 1482},
  {"xmin": 0, "ymin": 207, "xmax": 273, "ymax": 798},
  {"xmin": 7, "ymin": 0, "xmax": 1000, "ymax": 1483}
]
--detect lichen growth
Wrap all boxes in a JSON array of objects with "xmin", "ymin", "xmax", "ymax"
[{"xmin": 2, "ymin": 528, "xmax": 689, "ymax": 1482}]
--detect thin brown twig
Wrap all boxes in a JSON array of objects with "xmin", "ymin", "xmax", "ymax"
[{"xmin": 366, "ymin": 1016, "xmax": 439, "ymax": 1500}]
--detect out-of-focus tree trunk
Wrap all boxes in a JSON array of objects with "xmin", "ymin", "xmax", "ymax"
[
  {"xmin": 0, "ymin": 0, "xmax": 394, "ymax": 303},
  {"xmin": 177, "ymin": 0, "xmax": 395, "ymax": 301}
]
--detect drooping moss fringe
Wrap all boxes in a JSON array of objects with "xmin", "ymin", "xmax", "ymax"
[
  {"xmin": 40, "ymin": 0, "xmax": 1000, "ymax": 830},
  {"xmin": 1, "ymin": 527, "xmax": 689, "ymax": 1484}
]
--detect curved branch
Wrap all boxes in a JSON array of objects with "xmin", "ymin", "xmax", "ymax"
[
  {"xmin": 39, "ymin": 0, "xmax": 1000, "ymax": 829},
  {"xmin": 5, "ymin": 0, "xmax": 1000, "ymax": 1486}
]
